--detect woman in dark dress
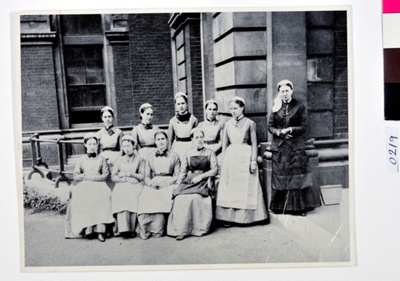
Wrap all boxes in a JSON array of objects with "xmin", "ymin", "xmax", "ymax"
[
  {"xmin": 167, "ymin": 127, "xmax": 217, "ymax": 240},
  {"xmin": 268, "ymin": 79, "xmax": 320, "ymax": 216}
]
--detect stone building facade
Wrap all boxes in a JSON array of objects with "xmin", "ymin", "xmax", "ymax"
[{"xmin": 20, "ymin": 11, "xmax": 349, "ymax": 189}]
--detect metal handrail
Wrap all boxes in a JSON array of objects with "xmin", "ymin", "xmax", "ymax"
[
  {"xmin": 26, "ymin": 125, "xmax": 169, "ymax": 188},
  {"xmin": 28, "ymin": 135, "xmax": 78, "ymax": 187},
  {"xmin": 27, "ymin": 127, "xmax": 349, "ymax": 188}
]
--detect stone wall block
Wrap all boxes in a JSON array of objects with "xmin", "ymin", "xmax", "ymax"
[
  {"xmin": 212, "ymin": 13, "xmax": 234, "ymax": 41},
  {"xmin": 307, "ymin": 29, "xmax": 334, "ymax": 55},
  {"xmin": 272, "ymin": 12, "xmax": 306, "ymax": 55},
  {"xmin": 177, "ymin": 46, "xmax": 185, "ymax": 64},
  {"xmin": 232, "ymin": 12, "xmax": 266, "ymax": 27},
  {"xmin": 214, "ymin": 60, "xmax": 267, "ymax": 89},
  {"xmin": 215, "ymin": 88, "xmax": 267, "ymax": 114},
  {"xmin": 307, "ymin": 84, "xmax": 334, "ymax": 110},
  {"xmin": 214, "ymin": 31, "xmax": 267, "ymax": 64},
  {"xmin": 178, "ymin": 79, "xmax": 187, "ymax": 93},
  {"xmin": 250, "ymin": 115, "xmax": 269, "ymax": 142},
  {"xmin": 177, "ymin": 62, "xmax": 186, "ymax": 80},
  {"xmin": 308, "ymin": 112, "xmax": 334, "ymax": 138},
  {"xmin": 213, "ymin": 12, "xmax": 266, "ymax": 41},
  {"xmin": 271, "ymin": 54, "xmax": 307, "ymax": 105},
  {"xmin": 307, "ymin": 11, "xmax": 335, "ymax": 26},
  {"xmin": 176, "ymin": 30, "xmax": 184, "ymax": 49},
  {"xmin": 317, "ymin": 162, "xmax": 349, "ymax": 189},
  {"xmin": 213, "ymin": 32, "xmax": 234, "ymax": 63}
]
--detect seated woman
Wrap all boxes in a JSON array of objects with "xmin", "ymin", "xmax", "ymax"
[
  {"xmin": 96, "ymin": 106, "xmax": 124, "ymax": 167},
  {"xmin": 131, "ymin": 103, "xmax": 159, "ymax": 161},
  {"xmin": 167, "ymin": 127, "xmax": 218, "ymax": 241},
  {"xmin": 137, "ymin": 131, "xmax": 180, "ymax": 240},
  {"xmin": 65, "ymin": 133, "xmax": 114, "ymax": 242},
  {"xmin": 111, "ymin": 135, "xmax": 145, "ymax": 238}
]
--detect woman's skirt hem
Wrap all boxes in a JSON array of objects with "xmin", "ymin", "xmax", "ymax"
[
  {"xmin": 269, "ymin": 188, "xmax": 321, "ymax": 213},
  {"xmin": 138, "ymin": 213, "xmax": 166, "ymax": 239},
  {"xmin": 167, "ymin": 194, "xmax": 212, "ymax": 237}
]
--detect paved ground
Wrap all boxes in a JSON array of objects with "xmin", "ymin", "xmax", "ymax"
[
  {"xmin": 24, "ymin": 210, "xmax": 321, "ymax": 268},
  {"xmin": 23, "ymin": 177, "xmax": 351, "ymax": 269}
]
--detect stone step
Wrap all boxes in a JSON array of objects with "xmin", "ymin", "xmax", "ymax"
[{"xmin": 269, "ymin": 188, "xmax": 351, "ymax": 262}]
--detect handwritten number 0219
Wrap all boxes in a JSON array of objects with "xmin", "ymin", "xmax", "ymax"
[{"xmin": 389, "ymin": 136, "xmax": 398, "ymax": 165}]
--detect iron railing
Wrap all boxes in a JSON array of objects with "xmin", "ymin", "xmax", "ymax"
[{"xmin": 25, "ymin": 125, "xmax": 169, "ymax": 187}]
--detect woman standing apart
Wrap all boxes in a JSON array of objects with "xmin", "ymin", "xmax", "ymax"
[
  {"xmin": 197, "ymin": 99, "xmax": 224, "ymax": 165},
  {"xmin": 168, "ymin": 92, "xmax": 198, "ymax": 161},
  {"xmin": 65, "ymin": 133, "xmax": 114, "ymax": 242},
  {"xmin": 111, "ymin": 135, "xmax": 144, "ymax": 238},
  {"xmin": 167, "ymin": 128, "xmax": 217, "ymax": 240},
  {"xmin": 131, "ymin": 103, "xmax": 159, "ymax": 160},
  {"xmin": 96, "ymin": 106, "xmax": 124, "ymax": 167},
  {"xmin": 137, "ymin": 131, "xmax": 180, "ymax": 240},
  {"xmin": 216, "ymin": 97, "xmax": 268, "ymax": 226},
  {"xmin": 268, "ymin": 80, "xmax": 320, "ymax": 216}
]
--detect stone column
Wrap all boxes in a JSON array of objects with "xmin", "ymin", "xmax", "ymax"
[
  {"xmin": 265, "ymin": 12, "xmax": 309, "ymax": 211},
  {"xmin": 213, "ymin": 12, "xmax": 269, "ymax": 140},
  {"xmin": 169, "ymin": 13, "xmax": 203, "ymax": 120},
  {"xmin": 268, "ymin": 12, "xmax": 308, "ymax": 113}
]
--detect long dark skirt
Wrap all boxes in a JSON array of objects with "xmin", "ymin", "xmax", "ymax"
[{"xmin": 269, "ymin": 142, "xmax": 320, "ymax": 214}]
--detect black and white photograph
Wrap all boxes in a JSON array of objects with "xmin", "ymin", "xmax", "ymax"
[{"xmin": 16, "ymin": 7, "xmax": 354, "ymax": 271}]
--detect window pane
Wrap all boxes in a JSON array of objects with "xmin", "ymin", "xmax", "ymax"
[
  {"xmin": 64, "ymin": 47, "xmax": 86, "ymax": 84},
  {"xmin": 68, "ymin": 85, "xmax": 106, "ymax": 108},
  {"xmin": 69, "ymin": 110, "xmax": 102, "ymax": 124},
  {"xmin": 85, "ymin": 47, "xmax": 104, "ymax": 84},
  {"xmin": 64, "ymin": 45, "xmax": 104, "ymax": 85},
  {"xmin": 61, "ymin": 15, "xmax": 102, "ymax": 35},
  {"xmin": 61, "ymin": 15, "xmax": 106, "ymax": 125},
  {"xmin": 307, "ymin": 57, "xmax": 334, "ymax": 82}
]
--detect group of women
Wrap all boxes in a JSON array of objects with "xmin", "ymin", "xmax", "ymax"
[{"xmin": 65, "ymin": 79, "xmax": 320, "ymax": 242}]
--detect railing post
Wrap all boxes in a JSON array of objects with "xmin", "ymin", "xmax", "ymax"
[
  {"xmin": 55, "ymin": 138, "xmax": 70, "ymax": 188},
  {"xmin": 27, "ymin": 133, "xmax": 45, "ymax": 180},
  {"xmin": 30, "ymin": 133, "xmax": 38, "ymax": 168},
  {"xmin": 57, "ymin": 139, "xmax": 64, "ymax": 175},
  {"xmin": 36, "ymin": 134, "xmax": 42, "ymax": 165}
]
